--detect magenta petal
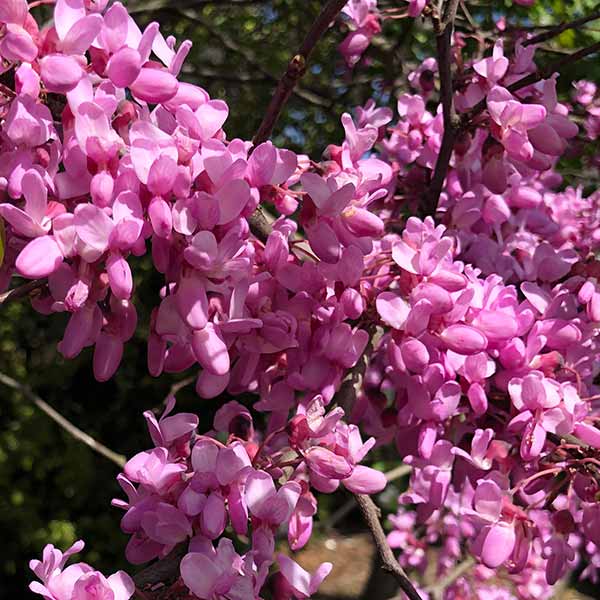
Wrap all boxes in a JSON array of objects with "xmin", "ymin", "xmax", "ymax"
[
  {"xmin": 305, "ymin": 447, "xmax": 353, "ymax": 480},
  {"xmin": 176, "ymin": 275, "xmax": 209, "ymax": 330},
  {"xmin": 16, "ymin": 235, "xmax": 63, "ymax": 278},
  {"xmin": 106, "ymin": 46, "xmax": 142, "ymax": 88},
  {"xmin": 440, "ymin": 324, "xmax": 488, "ymax": 355},
  {"xmin": 0, "ymin": 25, "xmax": 37, "ymax": 62},
  {"xmin": 40, "ymin": 54, "xmax": 83, "ymax": 94},
  {"xmin": 191, "ymin": 323, "xmax": 230, "ymax": 375},
  {"xmin": 130, "ymin": 68, "xmax": 179, "ymax": 103},
  {"xmin": 74, "ymin": 204, "xmax": 113, "ymax": 253},
  {"xmin": 307, "ymin": 220, "xmax": 340, "ymax": 264},
  {"xmin": 180, "ymin": 552, "xmax": 220, "ymax": 599},
  {"xmin": 342, "ymin": 465, "xmax": 387, "ymax": 494},
  {"xmin": 215, "ymin": 179, "xmax": 250, "ymax": 225},
  {"xmin": 477, "ymin": 522, "xmax": 516, "ymax": 568},
  {"xmin": 0, "ymin": 204, "xmax": 44, "ymax": 237},
  {"xmin": 0, "ymin": 0, "xmax": 28, "ymax": 25},
  {"xmin": 376, "ymin": 292, "xmax": 410, "ymax": 330},
  {"xmin": 194, "ymin": 100, "xmax": 229, "ymax": 140},
  {"xmin": 195, "ymin": 370, "xmax": 230, "ymax": 399},
  {"xmin": 148, "ymin": 197, "xmax": 173, "ymax": 238},
  {"xmin": 61, "ymin": 13, "xmax": 103, "ymax": 54}
]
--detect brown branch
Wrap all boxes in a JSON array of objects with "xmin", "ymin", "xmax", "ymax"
[
  {"xmin": 0, "ymin": 372, "xmax": 126, "ymax": 468},
  {"xmin": 440, "ymin": 0, "xmax": 460, "ymax": 31},
  {"xmin": 522, "ymin": 4, "xmax": 600, "ymax": 47},
  {"xmin": 422, "ymin": 0, "xmax": 460, "ymax": 216},
  {"xmin": 354, "ymin": 494, "xmax": 424, "ymax": 600},
  {"xmin": 252, "ymin": 0, "xmax": 348, "ymax": 146},
  {"xmin": 247, "ymin": 205, "xmax": 274, "ymax": 244},
  {"xmin": 133, "ymin": 544, "xmax": 188, "ymax": 591},
  {"xmin": 0, "ymin": 278, "xmax": 47, "ymax": 305}
]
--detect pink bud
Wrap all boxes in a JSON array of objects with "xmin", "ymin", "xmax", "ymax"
[
  {"xmin": 39, "ymin": 54, "xmax": 83, "ymax": 93},
  {"xmin": 106, "ymin": 252, "xmax": 133, "ymax": 300},
  {"xmin": 90, "ymin": 171, "xmax": 114, "ymax": 208},
  {"xmin": 467, "ymin": 382, "xmax": 488, "ymax": 415},
  {"xmin": 440, "ymin": 324, "xmax": 488, "ymax": 354},
  {"xmin": 400, "ymin": 338, "xmax": 430, "ymax": 373},
  {"xmin": 93, "ymin": 333, "xmax": 124, "ymax": 381},
  {"xmin": 148, "ymin": 197, "xmax": 173, "ymax": 238},
  {"xmin": 130, "ymin": 68, "xmax": 179, "ymax": 103}
]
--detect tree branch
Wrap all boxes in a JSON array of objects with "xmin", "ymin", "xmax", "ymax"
[
  {"xmin": 133, "ymin": 544, "xmax": 188, "ymax": 591},
  {"xmin": 173, "ymin": 9, "xmax": 331, "ymax": 108},
  {"xmin": 422, "ymin": 0, "xmax": 460, "ymax": 216},
  {"xmin": 522, "ymin": 4, "xmax": 600, "ymax": 47},
  {"xmin": 354, "ymin": 494, "xmax": 424, "ymax": 600},
  {"xmin": 0, "ymin": 278, "xmax": 47, "ymax": 306},
  {"xmin": 252, "ymin": 0, "xmax": 348, "ymax": 145},
  {"xmin": 247, "ymin": 205, "xmax": 274, "ymax": 244},
  {"xmin": 425, "ymin": 557, "xmax": 475, "ymax": 600},
  {"xmin": 0, "ymin": 372, "xmax": 126, "ymax": 468}
]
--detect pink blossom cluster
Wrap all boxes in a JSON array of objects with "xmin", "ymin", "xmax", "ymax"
[
  {"xmin": 29, "ymin": 540, "xmax": 134, "ymax": 600},
  {"xmin": 355, "ymin": 216, "xmax": 600, "ymax": 592},
  {"xmin": 339, "ymin": 0, "xmax": 381, "ymax": 68},
  {"xmin": 0, "ymin": 0, "xmax": 387, "ymax": 396},
  {"xmin": 9, "ymin": 0, "xmax": 600, "ymax": 597},
  {"xmin": 110, "ymin": 395, "xmax": 383, "ymax": 598}
]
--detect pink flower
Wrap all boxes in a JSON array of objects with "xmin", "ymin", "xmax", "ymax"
[
  {"xmin": 29, "ymin": 540, "xmax": 134, "ymax": 600},
  {"xmin": 276, "ymin": 553, "xmax": 332, "ymax": 599}
]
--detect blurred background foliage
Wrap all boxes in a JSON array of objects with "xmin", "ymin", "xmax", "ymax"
[{"xmin": 3, "ymin": 0, "xmax": 600, "ymax": 597}]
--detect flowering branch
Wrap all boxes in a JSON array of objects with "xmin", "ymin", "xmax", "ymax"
[
  {"xmin": 467, "ymin": 40, "xmax": 600, "ymax": 120},
  {"xmin": 422, "ymin": 0, "xmax": 460, "ymax": 215},
  {"xmin": 0, "ymin": 372, "xmax": 126, "ymax": 467},
  {"xmin": 252, "ymin": 0, "xmax": 349, "ymax": 145},
  {"xmin": 354, "ymin": 494, "xmax": 424, "ymax": 600},
  {"xmin": 0, "ymin": 279, "xmax": 47, "ymax": 306}
]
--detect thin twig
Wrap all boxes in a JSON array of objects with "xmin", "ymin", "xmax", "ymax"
[
  {"xmin": 354, "ymin": 494, "xmax": 423, "ymax": 600},
  {"xmin": 0, "ymin": 372, "xmax": 126, "ymax": 467},
  {"xmin": 0, "ymin": 279, "xmax": 47, "ymax": 305},
  {"xmin": 422, "ymin": 0, "xmax": 460, "ymax": 215},
  {"xmin": 166, "ymin": 375, "xmax": 196, "ymax": 400},
  {"xmin": 253, "ymin": 0, "xmax": 348, "ymax": 145},
  {"xmin": 522, "ymin": 4, "xmax": 600, "ymax": 47},
  {"xmin": 425, "ymin": 556, "xmax": 475, "ymax": 600},
  {"xmin": 172, "ymin": 9, "xmax": 330, "ymax": 108}
]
